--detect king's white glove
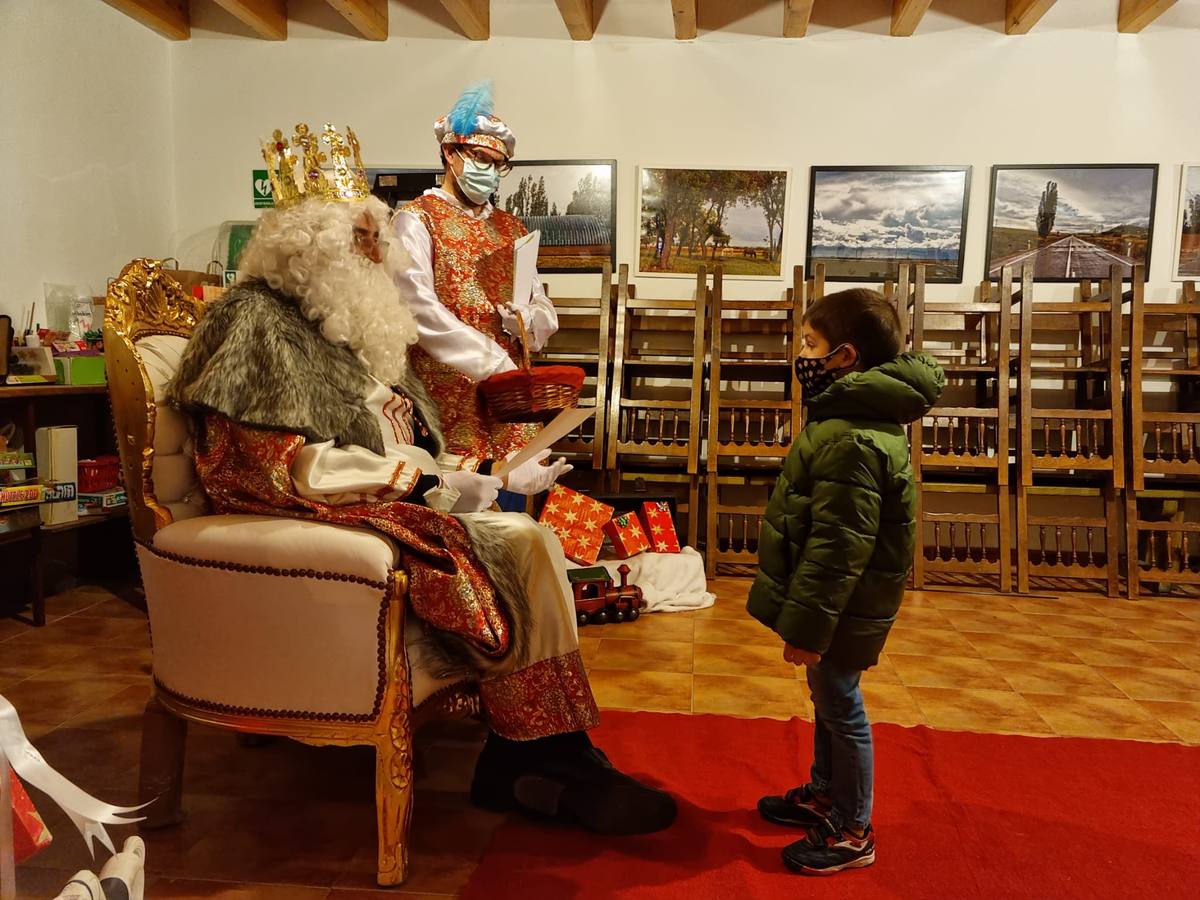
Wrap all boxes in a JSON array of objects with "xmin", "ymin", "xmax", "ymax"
[
  {"xmin": 440, "ymin": 469, "xmax": 503, "ymax": 513},
  {"xmin": 503, "ymin": 449, "xmax": 573, "ymax": 496}
]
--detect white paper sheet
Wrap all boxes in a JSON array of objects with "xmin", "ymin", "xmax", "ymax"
[
  {"xmin": 492, "ymin": 405, "xmax": 594, "ymax": 476},
  {"xmin": 512, "ymin": 230, "xmax": 540, "ymax": 308}
]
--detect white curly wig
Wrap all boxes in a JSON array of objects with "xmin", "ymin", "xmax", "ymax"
[{"xmin": 237, "ymin": 195, "xmax": 416, "ymax": 385}]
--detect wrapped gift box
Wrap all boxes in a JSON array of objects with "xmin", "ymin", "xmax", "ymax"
[
  {"xmin": 640, "ymin": 500, "xmax": 682, "ymax": 553},
  {"xmin": 538, "ymin": 485, "xmax": 614, "ymax": 565},
  {"xmin": 10, "ymin": 770, "xmax": 53, "ymax": 863},
  {"xmin": 603, "ymin": 511, "xmax": 651, "ymax": 559}
]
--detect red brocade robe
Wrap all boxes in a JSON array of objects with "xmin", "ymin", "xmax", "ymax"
[
  {"xmin": 401, "ymin": 192, "xmax": 539, "ymax": 459},
  {"xmin": 194, "ymin": 413, "xmax": 512, "ymax": 658}
]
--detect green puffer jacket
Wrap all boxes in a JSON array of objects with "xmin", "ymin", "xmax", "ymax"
[{"xmin": 747, "ymin": 352, "xmax": 944, "ymax": 670}]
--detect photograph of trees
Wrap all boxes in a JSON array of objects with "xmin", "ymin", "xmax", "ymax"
[
  {"xmin": 1175, "ymin": 164, "xmax": 1200, "ymax": 279},
  {"xmin": 638, "ymin": 167, "xmax": 789, "ymax": 278},
  {"xmin": 807, "ymin": 166, "xmax": 970, "ymax": 284},
  {"xmin": 495, "ymin": 161, "xmax": 615, "ymax": 273},
  {"xmin": 986, "ymin": 165, "xmax": 1158, "ymax": 282}
]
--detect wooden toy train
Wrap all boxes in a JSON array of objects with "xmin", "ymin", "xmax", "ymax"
[{"xmin": 569, "ymin": 563, "xmax": 645, "ymax": 626}]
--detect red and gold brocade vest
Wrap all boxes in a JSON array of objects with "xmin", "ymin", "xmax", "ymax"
[{"xmin": 402, "ymin": 193, "xmax": 538, "ymax": 459}]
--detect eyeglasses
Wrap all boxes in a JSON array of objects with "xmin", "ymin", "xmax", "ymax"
[
  {"xmin": 352, "ymin": 226, "xmax": 389, "ymax": 258},
  {"xmin": 455, "ymin": 146, "xmax": 513, "ymax": 177}
]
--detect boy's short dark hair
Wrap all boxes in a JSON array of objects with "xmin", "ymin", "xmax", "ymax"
[{"xmin": 803, "ymin": 288, "xmax": 903, "ymax": 370}]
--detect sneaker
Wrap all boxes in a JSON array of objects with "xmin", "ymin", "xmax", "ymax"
[
  {"xmin": 757, "ymin": 784, "xmax": 833, "ymax": 828},
  {"xmin": 782, "ymin": 820, "xmax": 875, "ymax": 875}
]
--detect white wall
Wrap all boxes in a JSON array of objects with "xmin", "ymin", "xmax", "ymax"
[
  {"xmin": 6, "ymin": 0, "xmax": 1197, "ymax": 332},
  {"xmin": 0, "ymin": 0, "xmax": 175, "ymax": 329},
  {"xmin": 167, "ymin": 0, "xmax": 1200, "ymax": 303}
]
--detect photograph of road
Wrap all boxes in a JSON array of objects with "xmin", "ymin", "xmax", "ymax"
[{"xmin": 986, "ymin": 165, "xmax": 1158, "ymax": 281}]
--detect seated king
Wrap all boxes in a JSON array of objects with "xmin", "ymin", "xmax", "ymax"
[{"xmin": 166, "ymin": 122, "xmax": 675, "ymax": 835}]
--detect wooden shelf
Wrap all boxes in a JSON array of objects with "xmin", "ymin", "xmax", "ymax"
[
  {"xmin": 0, "ymin": 384, "xmax": 108, "ymax": 399},
  {"xmin": 42, "ymin": 507, "xmax": 128, "ymax": 534}
]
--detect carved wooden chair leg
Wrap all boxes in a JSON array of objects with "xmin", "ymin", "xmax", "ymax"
[
  {"xmin": 138, "ymin": 694, "xmax": 187, "ymax": 829},
  {"xmin": 373, "ymin": 713, "xmax": 415, "ymax": 886}
]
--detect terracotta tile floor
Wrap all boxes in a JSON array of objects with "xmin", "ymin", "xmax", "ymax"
[{"xmin": 4, "ymin": 578, "xmax": 1199, "ymax": 898}]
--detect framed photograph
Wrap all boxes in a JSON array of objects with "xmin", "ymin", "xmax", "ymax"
[
  {"xmin": 638, "ymin": 166, "xmax": 791, "ymax": 279},
  {"xmin": 365, "ymin": 167, "xmax": 442, "ymax": 211},
  {"xmin": 985, "ymin": 164, "xmax": 1159, "ymax": 282},
  {"xmin": 806, "ymin": 166, "xmax": 971, "ymax": 284},
  {"xmin": 496, "ymin": 160, "xmax": 616, "ymax": 274},
  {"xmin": 1174, "ymin": 163, "xmax": 1200, "ymax": 281}
]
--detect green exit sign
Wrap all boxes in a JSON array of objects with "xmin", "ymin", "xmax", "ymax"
[{"xmin": 253, "ymin": 170, "xmax": 274, "ymax": 208}]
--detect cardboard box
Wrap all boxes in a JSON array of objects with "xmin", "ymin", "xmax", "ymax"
[
  {"xmin": 10, "ymin": 770, "xmax": 53, "ymax": 863},
  {"xmin": 603, "ymin": 511, "xmax": 652, "ymax": 559},
  {"xmin": 36, "ymin": 425, "xmax": 78, "ymax": 526},
  {"xmin": 6, "ymin": 345, "xmax": 57, "ymax": 385},
  {"xmin": 53, "ymin": 354, "xmax": 107, "ymax": 385},
  {"xmin": 0, "ymin": 483, "xmax": 42, "ymax": 508},
  {"xmin": 538, "ymin": 485, "xmax": 614, "ymax": 565},
  {"xmin": 640, "ymin": 500, "xmax": 682, "ymax": 553},
  {"xmin": 78, "ymin": 487, "xmax": 127, "ymax": 513}
]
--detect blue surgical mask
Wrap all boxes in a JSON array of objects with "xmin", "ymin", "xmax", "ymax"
[{"xmin": 454, "ymin": 153, "xmax": 500, "ymax": 205}]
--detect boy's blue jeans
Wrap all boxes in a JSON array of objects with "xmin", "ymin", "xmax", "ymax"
[{"xmin": 805, "ymin": 661, "xmax": 873, "ymax": 831}]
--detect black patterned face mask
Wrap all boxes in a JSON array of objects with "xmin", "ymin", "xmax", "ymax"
[{"xmin": 794, "ymin": 344, "xmax": 851, "ymax": 398}]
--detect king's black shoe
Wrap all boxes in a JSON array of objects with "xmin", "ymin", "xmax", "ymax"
[
  {"xmin": 782, "ymin": 819, "xmax": 876, "ymax": 875},
  {"xmin": 470, "ymin": 731, "xmax": 677, "ymax": 835}
]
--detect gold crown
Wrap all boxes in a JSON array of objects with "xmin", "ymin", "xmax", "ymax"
[{"xmin": 260, "ymin": 123, "xmax": 370, "ymax": 209}]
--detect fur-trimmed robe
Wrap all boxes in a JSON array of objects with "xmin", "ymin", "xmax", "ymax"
[{"xmin": 167, "ymin": 280, "xmax": 532, "ymax": 670}]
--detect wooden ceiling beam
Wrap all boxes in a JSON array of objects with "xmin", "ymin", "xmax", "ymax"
[
  {"xmin": 890, "ymin": 0, "xmax": 933, "ymax": 36},
  {"xmin": 783, "ymin": 0, "xmax": 815, "ymax": 38},
  {"xmin": 1118, "ymin": 0, "xmax": 1177, "ymax": 33},
  {"xmin": 1005, "ymin": 0, "xmax": 1057, "ymax": 34},
  {"xmin": 326, "ymin": 0, "xmax": 388, "ymax": 40},
  {"xmin": 672, "ymin": 1, "xmax": 697, "ymax": 40},
  {"xmin": 211, "ymin": 0, "xmax": 287, "ymax": 40},
  {"xmin": 438, "ymin": 0, "xmax": 489, "ymax": 40},
  {"xmin": 555, "ymin": 0, "xmax": 594, "ymax": 40},
  {"xmin": 99, "ymin": 0, "xmax": 189, "ymax": 40}
]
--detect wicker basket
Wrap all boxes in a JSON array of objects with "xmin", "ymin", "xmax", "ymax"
[{"xmin": 479, "ymin": 310, "xmax": 585, "ymax": 423}]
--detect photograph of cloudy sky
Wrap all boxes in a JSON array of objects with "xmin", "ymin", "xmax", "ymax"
[
  {"xmin": 807, "ymin": 167, "xmax": 970, "ymax": 283},
  {"xmin": 986, "ymin": 165, "xmax": 1158, "ymax": 281}
]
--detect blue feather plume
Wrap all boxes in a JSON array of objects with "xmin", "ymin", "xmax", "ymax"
[{"xmin": 448, "ymin": 81, "xmax": 494, "ymax": 136}]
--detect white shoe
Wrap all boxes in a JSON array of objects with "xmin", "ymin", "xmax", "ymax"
[
  {"xmin": 51, "ymin": 870, "xmax": 102, "ymax": 900},
  {"xmin": 98, "ymin": 835, "xmax": 145, "ymax": 900}
]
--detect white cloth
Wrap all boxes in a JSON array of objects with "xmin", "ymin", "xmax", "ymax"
[
  {"xmin": 570, "ymin": 547, "xmax": 716, "ymax": 614},
  {"xmin": 392, "ymin": 187, "xmax": 558, "ymax": 382}
]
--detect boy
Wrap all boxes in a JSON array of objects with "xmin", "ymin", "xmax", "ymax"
[{"xmin": 747, "ymin": 288, "xmax": 944, "ymax": 875}]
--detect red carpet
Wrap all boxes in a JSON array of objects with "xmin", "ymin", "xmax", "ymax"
[{"xmin": 462, "ymin": 712, "xmax": 1200, "ymax": 899}]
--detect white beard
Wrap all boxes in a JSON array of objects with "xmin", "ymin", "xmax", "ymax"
[{"xmin": 237, "ymin": 197, "xmax": 418, "ymax": 385}]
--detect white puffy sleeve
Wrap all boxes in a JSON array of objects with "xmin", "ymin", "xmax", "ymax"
[
  {"xmin": 291, "ymin": 440, "xmax": 442, "ymax": 506},
  {"xmin": 391, "ymin": 210, "xmax": 518, "ymax": 381}
]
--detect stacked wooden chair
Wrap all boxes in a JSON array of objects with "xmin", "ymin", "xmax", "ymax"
[
  {"xmin": 702, "ymin": 266, "xmax": 806, "ymax": 576},
  {"xmin": 605, "ymin": 265, "xmax": 709, "ymax": 548},
  {"xmin": 1124, "ymin": 274, "xmax": 1200, "ymax": 597},
  {"xmin": 538, "ymin": 262, "xmax": 617, "ymax": 489},
  {"xmin": 908, "ymin": 264, "xmax": 1015, "ymax": 592},
  {"xmin": 1015, "ymin": 265, "xmax": 1125, "ymax": 597}
]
